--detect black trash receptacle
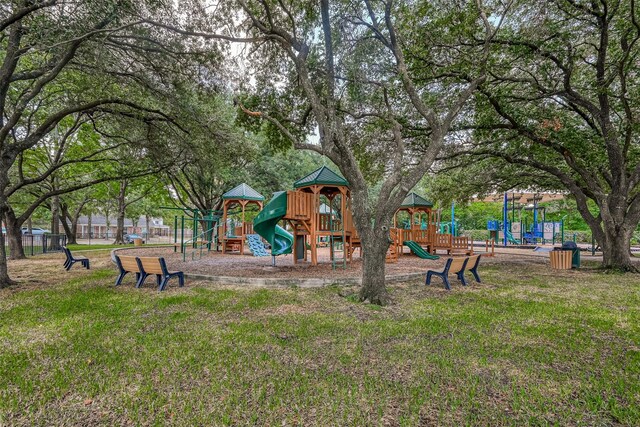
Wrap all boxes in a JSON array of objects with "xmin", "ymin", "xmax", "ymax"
[{"xmin": 561, "ymin": 241, "xmax": 580, "ymax": 268}]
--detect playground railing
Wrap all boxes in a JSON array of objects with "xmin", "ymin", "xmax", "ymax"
[
  {"xmin": 182, "ymin": 227, "xmax": 216, "ymax": 262},
  {"xmin": 243, "ymin": 223, "xmax": 254, "ymax": 235},
  {"xmin": 318, "ymin": 214, "xmax": 343, "ymax": 231},
  {"xmin": 434, "ymin": 233, "xmax": 452, "ymax": 249},
  {"xmin": 451, "ymin": 236, "xmax": 470, "ymax": 252}
]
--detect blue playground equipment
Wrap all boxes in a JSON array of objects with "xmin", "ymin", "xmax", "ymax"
[
  {"xmin": 488, "ymin": 192, "xmax": 564, "ymax": 246},
  {"xmin": 246, "ymin": 234, "xmax": 269, "ymax": 257}
]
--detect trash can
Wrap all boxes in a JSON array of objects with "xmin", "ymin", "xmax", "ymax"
[
  {"xmin": 133, "ymin": 238, "xmax": 143, "ymax": 247},
  {"xmin": 561, "ymin": 241, "xmax": 580, "ymax": 268},
  {"xmin": 550, "ymin": 248, "xmax": 572, "ymax": 269}
]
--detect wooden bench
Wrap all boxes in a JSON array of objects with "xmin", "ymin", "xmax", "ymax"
[
  {"xmin": 136, "ymin": 257, "xmax": 184, "ymax": 291},
  {"xmin": 62, "ymin": 246, "xmax": 90, "ymax": 271},
  {"xmin": 114, "ymin": 255, "xmax": 142, "ymax": 287},
  {"xmin": 426, "ymin": 256, "xmax": 469, "ymax": 290},
  {"xmin": 425, "ymin": 255, "xmax": 483, "ymax": 289}
]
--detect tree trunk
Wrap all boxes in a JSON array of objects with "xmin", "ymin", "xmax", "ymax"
[
  {"xmin": 0, "ymin": 166, "xmax": 17, "ymax": 287},
  {"xmin": 0, "ymin": 204, "xmax": 16, "ymax": 288},
  {"xmin": 70, "ymin": 215, "xmax": 79, "ymax": 244},
  {"xmin": 104, "ymin": 209, "xmax": 110, "ymax": 239},
  {"xmin": 5, "ymin": 208, "xmax": 25, "ymax": 260},
  {"xmin": 51, "ymin": 194, "xmax": 60, "ymax": 235},
  {"xmin": 87, "ymin": 213, "xmax": 92, "ymax": 239},
  {"xmin": 359, "ymin": 229, "xmax": 391, "ymax": 305},
  {"xmin": 114, "ymin": 212, "xmax": 125, "ymax": 244},
  {"xmin": 599, "ymin": 225, "xmax": 635, "ymax": 271},
  {"xmin": 59, "ymin": 207, "xmax": 77, "ymax": 245},
  {"xmin": 113, "ymin": 181, "xmax": 127, "ymax": 244}
]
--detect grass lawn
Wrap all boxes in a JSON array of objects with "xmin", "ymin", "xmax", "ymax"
[{"xmin": 0, "ymin": 254, "xmax": 638, "ymax": 425}]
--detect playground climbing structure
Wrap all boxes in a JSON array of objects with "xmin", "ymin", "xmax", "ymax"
[
  {"xmin": 219, "ymin": 183, "xmax": 264, "ymax": 254},
  {"xmin": 390, "ymin": 192, "xmax": 474, "ymax": 259},
  {"xmin": 253, "ymin": 166, "xmax": 360, "ymax": 267}
]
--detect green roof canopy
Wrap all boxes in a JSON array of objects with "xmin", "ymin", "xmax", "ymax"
[
  {"xmin": 400, "ymin": 192, "xmax": 433, "ymax": 208},
  {"xmin": 222, "ymin": 183, "xmax": 265, "ymax": 201},
  {"xmin": 294, "ymin": 166, "xmax": 349, "ymax": 188}
]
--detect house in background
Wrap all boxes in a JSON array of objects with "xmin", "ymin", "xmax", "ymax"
[{"xmin": 75, "ymin": 215, "xmax": 170, "ymax": 239}]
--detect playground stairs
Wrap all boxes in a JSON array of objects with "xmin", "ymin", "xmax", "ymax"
[
  {"xmin": 386, "ymin": 245, "xmax": 398, "ymax": 263},
  {"xmin": 182, "ymin": 227, "xmax": 215, "ymax": 261},
  {"xmin": 246, "ymin": 234, "xmax": 269, "ymax": 257},
  {"xmin": 386, "ymin": 229, "xmax": 399, "ymax": 263}
]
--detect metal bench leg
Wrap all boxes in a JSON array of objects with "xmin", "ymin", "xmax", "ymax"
[
  {"xmin": 470, "ymin": 268, "xmax": 481, "ymax": 283},
  {"xmin": 159, "ymin": 276, "xmax": 169, "ymax": 291},
  {"xmin": 136, "ymin": 273, "xmax": 149, "ymax": 288},
  {"xmin": 442, "ymin": 275, "xmax": 451, "ymax": 290},
  {"xmin": 178, "ymin": 273, "xmax": 184, "ymax": 287},
  {"xmin": 115, "ymin": 271, "xmax": 127, "ymax": 286},
  {"xmin": 457, "ymin": 271, "xmax": 468, "ymax": 286}
]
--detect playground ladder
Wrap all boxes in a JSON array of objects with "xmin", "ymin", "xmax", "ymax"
[
  {"xmin": 330, "ymin": 230, "xmax": 347, "ymax": 270},
  {"xmin": 325, "ymin": 200, "xmax": 347, "ymax": 270}
]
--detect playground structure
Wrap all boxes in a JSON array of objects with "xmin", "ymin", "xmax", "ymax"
[
  {"xmin": 389, "ymin": 192, "xmax": 474, "ymax": 261},
  {"xmin": 164, "ymin": 172, "xmax": 482, "ymax": 266},
  {"xmin": 219, "ymin": 183, "xmax": 264, "ymax": 254},
  {"xmin": 253, "ymin": 166, "xmax": 359, "ymax": 268},
  {"xmin": 488, "ymin": 192, "xmax": 565, "ymax": 246},
  {"xmin": 390, "ymin": 192, "xmax": 437, "ymax": 262}
]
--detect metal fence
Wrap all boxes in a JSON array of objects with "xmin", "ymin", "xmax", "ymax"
[{"xmin": 6, "ymin": 234, "xmax": 68, "ymax": 256}]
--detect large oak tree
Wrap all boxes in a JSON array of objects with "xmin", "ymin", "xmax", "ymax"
[{"xmin": 450, "ymin": 0, "xmax": 640, "ymax": 270}]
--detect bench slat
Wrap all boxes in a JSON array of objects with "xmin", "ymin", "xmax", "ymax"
[
  {"xmin": 449, "ymin": 257, "xmax": 467, "ymax": 272},
  {"xmin": 118, "ymin": 256, "xmax": 139, "ymax": 272},
  {"xmin": 137, "ymin": 257, "xmax": 164, "ymax": 274}
]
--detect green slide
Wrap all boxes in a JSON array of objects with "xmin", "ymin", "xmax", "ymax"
[
  {"xmin": 253, "ymin": 191, "xmax": 293, "ymax": 256},
  {"xmin": 506, "ymin": 230, "xmax": 520, "ymax": 245},
  {"xmin": 403, "ymin": 240, "xmax": 440, "ymax": 260}
]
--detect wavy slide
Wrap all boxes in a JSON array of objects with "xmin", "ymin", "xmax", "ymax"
[
  {"xmin": 403, "ymin": 240, "xmax": 440, "ymax": 260},
  {"xmin": 253, "ymin": 191, "xmax": 293, "ymax": 256}
]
